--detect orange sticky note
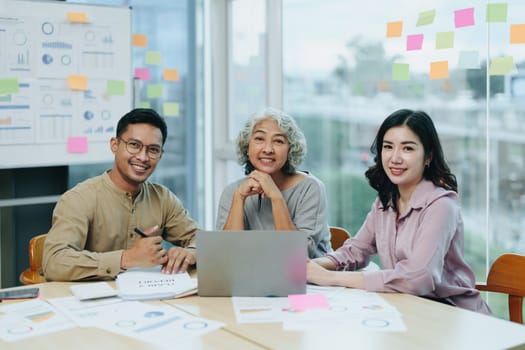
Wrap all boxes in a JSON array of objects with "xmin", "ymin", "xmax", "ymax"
[
  {"xmin": 133, "ymin": 34, "xmax": 148, "ymax": 47},
  {"xmin": 386, "ymin": 21, "xmax": 403, "ymax": 38},
  {"xmin": 163, "ymin": 69, "xmax": 179, "ymax": 81},
  {"xmin": 67, "ymin": 12, "xmax": 89, "ymax": 23},
  {"xmin": 67, "ymin": 75, "xmax": 88, "ymax": 91},
  {"xmin": 510, "ymin": 24, "xmax": 525, "ymax": 44},
  {"xmin": 67, "ymin": 136, "xmax": 88, "ymax": 153},
  {"xmin": 430, "ymin": 61, "xmax": 449, "ymax": 79}
]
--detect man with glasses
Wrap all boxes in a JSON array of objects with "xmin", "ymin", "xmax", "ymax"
[{"xmin": 43, "ymin": 108, "xmax": 199, "ymax": 281}]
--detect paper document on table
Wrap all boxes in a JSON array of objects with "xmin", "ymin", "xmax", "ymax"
[
  {"xmin": 282, "ymin": 289, "xmax": 406, "ymax": 332},
  {"xmin": 116, "ymin": 265, "xmax": 198, "ymax": 300},
  {"xmin": 46, "ymin": 296, "xmax": 124, "ymax": 327},
  {"xmin": 0, "ymin": 299, "xmax": 74, "ymax": 342},
  {"xmin": 70, "ymin": 281, "xmax": 118, "ymax": 300},
  {"xmin": 91, "ymin": 301, "xmax": 224, "ymax": 347}
]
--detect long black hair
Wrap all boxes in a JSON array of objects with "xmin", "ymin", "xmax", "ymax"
[{"xmin": 365, "ymin": 109, "xmax": 457, "ymax": 211}]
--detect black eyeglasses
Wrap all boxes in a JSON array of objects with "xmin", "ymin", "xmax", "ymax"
[{"xmin": 118, "ymin": 138, "xmax": 163, "ymax": 159}]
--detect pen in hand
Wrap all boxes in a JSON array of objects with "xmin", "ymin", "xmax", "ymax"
[{"xmin": 134, "ymin": 227, "xmax": 148, "ymax": 238}]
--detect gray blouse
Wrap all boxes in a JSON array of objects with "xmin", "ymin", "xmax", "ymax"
[{"xmin": 216, "ymin": 173, "xmax": 332, "ymax": 258}]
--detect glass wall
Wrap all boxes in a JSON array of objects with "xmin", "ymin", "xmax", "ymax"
[
  {"xmin": 68, "ymin": 0, "xmax": 204, "ymax": 222},
  {"xmin": 282, "ymin": 0, "xmax": 525, "ymax": 319}
]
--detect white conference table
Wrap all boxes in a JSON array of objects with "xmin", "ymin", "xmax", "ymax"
[{"xmin": 2, "ymin": 281, "xmax": 525, "ymax": 350}]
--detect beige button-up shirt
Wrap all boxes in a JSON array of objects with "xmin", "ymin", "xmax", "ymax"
[{"xmin": 43, "ymin": 171, "xmax": 198, "ymax": 281}]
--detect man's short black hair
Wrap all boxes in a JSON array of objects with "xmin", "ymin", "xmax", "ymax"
[{"xmin": 116, "ymin": 108, "xmax": 168, "ymax": 145}]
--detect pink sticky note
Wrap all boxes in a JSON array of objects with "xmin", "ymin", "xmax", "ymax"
[
  {"xmin": 455, "ymin": 8, "xmax": 475, "ymax": 28},
  {"xmin": 406, "ymin": 34, "xmax": 424, "ymax": 51},
  {"xmin": 134, "ymin": 67, "xmax": 150, "ymax": 81},
  {"xmin": 67, "ymin": 136, "xmax": 88, "ymax": 153},
  {"xmin": 288, "ymin": 294, "xmax": 329, "ymax": 311}
]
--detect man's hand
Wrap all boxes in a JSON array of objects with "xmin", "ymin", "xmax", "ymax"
[
  {"xmin": 121, "ymin": 226, "xmax": 167, "ymax": 269},
  {"xmin": 161, "ymin": 247, "xmax": 196, "ymax": 274}
]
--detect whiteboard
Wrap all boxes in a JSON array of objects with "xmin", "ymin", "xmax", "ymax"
[{"xmin": 0, "ymin": 0, "xmax": 132, "ymax": 169}]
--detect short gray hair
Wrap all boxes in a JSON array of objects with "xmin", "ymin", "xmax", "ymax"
[{"xmin": 236, "ymin": 107, "xmax": 307, "ymax": 175}]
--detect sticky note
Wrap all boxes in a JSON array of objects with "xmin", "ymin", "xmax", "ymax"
[
  {"xmin": 163, "ymin": 69, "xmax": 179, "ymax": 81},
  {"xmin": 436, "ymin": 31, "xmax": 454, "ymax": 49},
  {"xmin": 458, "ymin": 51, "xmax": 480, "ymax": 69},
  {"xmin": 455, "ymin": 8, "xmax": 475, "ymax": 28},
  {"xmin": 430, "ymin": 61, "xmax": 449, "ymax": 79},
  {"xmin": 417, "ymin": 10, "xmax": 435, "ymax": 26},
  {"xmin": 392, "ymin": 63, "xmax": 410, "ymax": 81},
  {"xmin": 67, "ymin": 12, "xmax": 89, "ymax": 23},
  {"xmin": 163, "ymin": 102, "xmax": 180, "ymax": 117},
  {"xmin": 386, "ymin": 21, "xmax": 403, "ymax": 38},
  {"xmin": 489, "ymin": 56, "xmax": 513, "ymax": 75},
  {"xmin": 106, "ymin": 80, "xmax": 125, "ymax": 96},
  {"xmin": 288, "ymin": 294, "xmax": 329, "ymax": 312},
  {"xmin": 134, "ymin": 67, "xmax": 151, "ymax": 81},
  {"xmin": 407, "ymin": 34, "xmax": 424, "ymax": 51},
  {"xmin": 510, "ymin": 24, "xmax": 525, "ymax": 44},
  {"xmin": 138, "ymin": 101, "xmax": 151, "ymax": 108},
  {"xmin": 145, "ymin": 51, "xmax": 161, "ymax": 65},
  {"xmin": 147, "ymin": 84, "xmax": 163, "ymax": 98},
  {"xmin": 0, "ymin": 78, "xmax": 19, "ymax": 94},
  {"xmin": 67, "ymin": 136, "xmax": 88, "ymax": 153},
  {"xmin": 486, "ymin": 3, "xmax": 507, "ymax": 23},
  {"xmin": 67, "ymin": 75, "xmax": 87, "ymax": 91},
  {"xmin": 133, "ymin": 34, "xmax": 147, "ymax": 47}
]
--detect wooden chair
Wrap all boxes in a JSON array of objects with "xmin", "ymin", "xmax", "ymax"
[
  {"xmin": 19, "ymin": 233, "xmax": 48, "ymax": 285},
  {"xmin": 329, "ymin": 226, "xmax": 351, "ymax": 250},
  {"xmin": 475, "ymin": 253, "xmax": 525, "ymax": 324}
]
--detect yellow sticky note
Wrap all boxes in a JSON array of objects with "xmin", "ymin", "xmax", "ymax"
[
  {"xmin": 429, "ymin": 61, "xmax": 448, "ymax": 80},
  {"xmin": 147, "ymin": 84, "xmax": 163, "ymax": 98},
  {"xmin": 0, "ymin": 78, "xmax": 19, "ymax": 94},
  {"xmin": 133, "ymin": 34, "xmax": 148, "ymax": 47},
  {"xmin": 386, "ymin": 21, "xmax": 403, "ymax": 38},
  {"xmin": 67, "ymin": 12, "xmax": 89, "ymax": 23},
  {"xmin": 436, "ymin": 31, "xmax": 454, "ymax": 49},
  {"xmin": 163, "ymin": 102, "xmax": 180, "ymax": 117},
  {"xmin": 392, "ymin": 63, "xmax": 410, "ymax": 81},
  {"xmin": 145, "ymin": 51, "xmax": 161, "ymax": 65},
  {"xmin": 106, "ymin": 80, "xmax": 125, "ymax": 96},
  {"xmin": 489, "ymin": 57, "xmax": 513, "ymax": 75},
  {"xmin": 67, "ymin": 75, "xmax": 88, "ymax": 91},
  {"xmin": 163, "ymin": 69, "xmax": 179, "ymax": 81},
  {"xmin": 510, "ymin": 24, "xmax": 525, "ymax": 44}
]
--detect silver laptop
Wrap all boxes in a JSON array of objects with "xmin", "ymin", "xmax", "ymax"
[{"xmin": 196, "ymin": 230, "xmax": 307, "ymax": 297}]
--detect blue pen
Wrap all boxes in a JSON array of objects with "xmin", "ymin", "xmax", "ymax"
[{"xmin": 134, "ymin": 227, "xmax": 148, "ymax": 238}]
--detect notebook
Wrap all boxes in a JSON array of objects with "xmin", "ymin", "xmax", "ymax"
[
  {"xmin": 196, "ymin": 230, "xmax": 307, "ymax": 297},
  {"xmin": 116, "ymin": 265, "xmax": 198, "ymax": 300}
]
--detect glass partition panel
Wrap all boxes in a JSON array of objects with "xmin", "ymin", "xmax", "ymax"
[{"xmin": 283, "ymin": 0, "xmax": 525, "ymax": 319}]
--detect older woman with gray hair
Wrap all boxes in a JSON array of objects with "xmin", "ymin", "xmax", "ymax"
[{"xmin": 215, "ymin": 107, "xmax": 332, "ymax": 258}]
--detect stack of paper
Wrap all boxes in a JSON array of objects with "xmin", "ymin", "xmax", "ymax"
[{"xmin": 116, "ymin": 266, "xmax": 198, "ymax": 300}]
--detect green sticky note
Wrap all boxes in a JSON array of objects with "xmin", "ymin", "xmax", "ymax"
[
  {"xmin": 147, "ymin": 84, "xmax": 163, "ymax": 98},
  {"xmin": 145, "ymin": 51, "xmax": 161, "ymax": 65},
  {"xmin": 436, "ymin": 31, "xmax": 454, "ymax": 49},
  {"xmin": 392, "ymin": 63, "xmax": 410, "ymax": 81},
  {"xmin": 486, "ymin": 3, "xmax": 507, "ymax": 23},
  {"xmin": 489, "ymin": 56, "xmax": 513, "ymax": 75},
  {"xmin": 0, "ymin": 78, "xmax": 19, "ymax": 94},
  {"xmin": 417, "ymin": 10, "xmax": 436, "ymax": 26},
  {"xmin": 163, "ymin": 102, "xmax": 179, "ymax": 117},
  {"xmin": 138, "ymin": 101, "xmax": 151, "ymax": 108},
  {"xmin": 106, "ymin": 80, "xmax": 125, "ymax": 96}
]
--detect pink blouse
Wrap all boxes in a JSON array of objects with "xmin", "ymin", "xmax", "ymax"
[{"xmin": 327, "ymin": 179, "xmax": 491, "ymax": 314}]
